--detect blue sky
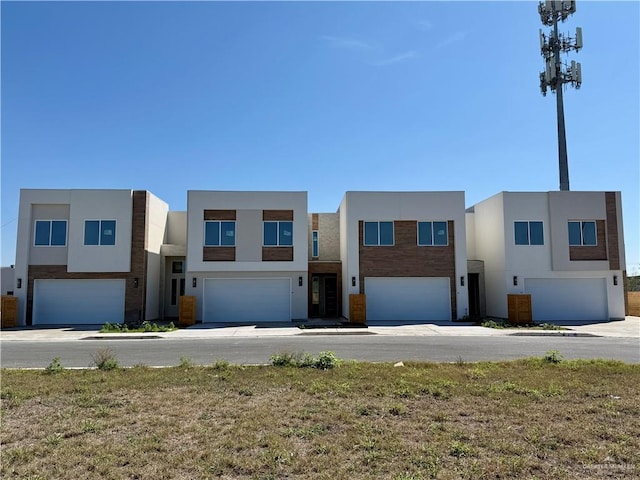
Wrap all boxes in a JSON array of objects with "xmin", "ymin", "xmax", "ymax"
[{"xmin": 1, "ymin": 1, "xmax": 638, "ymax": 271}]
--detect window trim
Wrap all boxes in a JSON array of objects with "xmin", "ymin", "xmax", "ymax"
[
  {"xmin": 568, "ymin": 220, "xmax": 597, "ymax": 246},
  {"xmin": 33, "ymin": 220, "xmax": 68, "ymax": 247},
  {"xmin": 363, "ymin": 221, "xmax": 394, "ymax": 246},
  {"xmin": 514, "ymin": 221, "xmax": 544, "ymax": 246},
  {"xmin": 84, "ymin": 219, "xmax": 117, "ymax": 246},
  {"xmin": 312, "ymin": 230, "xmax": 319, "ymax": 257},
  {"xmin": 204, "ymin": 220, "xmax": 236, "ymax": 247},
  {"xmin": 417, "ymin": 221, "xmax": 449, "ymax": 246},
  {"xmin": 263, "ymin": 220, "xmax": 294, "ymax": 247}
]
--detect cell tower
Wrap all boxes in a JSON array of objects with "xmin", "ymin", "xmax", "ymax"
[{"xmin": 538, "ymin": 0, "xmax": 583, "ymax": 191}]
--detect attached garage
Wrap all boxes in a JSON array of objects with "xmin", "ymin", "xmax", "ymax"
[
  {"xmin": 365, "ymin": 277, "xmax": 451, "ymax": 321},
  {"xmin": 204, "ymin": 278, "xmax": 291, "ymax": 323},
  {"xmin": 524, "ymin": 278, "xmax": 608, "ymax": 321},
  {"xmin": 33, "ymin": 279, "xmax": 126, "ymax": 325}
]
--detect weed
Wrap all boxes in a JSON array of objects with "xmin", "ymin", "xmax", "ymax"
[
  {"xmin": 449, "ymin": 440, "xmax": 473, "ymax": 458},
  {"xmin": 270, "ymin": 351, "xmax": 342, "ymax": 369},
  {"xmin": 238, "ymin": 388, "xmax": 253, "ymax": 396},
  {"xmin": 178, "ymin": 356, "xmax": 194, "ymax": 368},
  {"xmin": 44, "ymin": 357, "xmax": 65, "ymax": 374},
  {"xmin": 481, "ymin": 319, "xmax": 506, "ymax": 329},
  {"xmin": 211, "ymin": 359, "xmax": 230, "ymax": 370},
  {"xmin": 389, "ymin": 404, "xmax": 407, "ymax": 416},
  {"xmin": 45, "ymin": 433, "xmax": 63, "ymax": 446},
  {"xmin": 544, "ymin": 350, "xmax": 564, "ymax": 364},
  {"xmin": 99, "ymin": 321, "xmax": 177, "ymax": 333},
  {"xmin": 356, "ymin": 405, "xmax": 371, "ymax": 416},
  {"xmin": 91, "ymin": 347, "xmax": 119, "ymax": 370}
]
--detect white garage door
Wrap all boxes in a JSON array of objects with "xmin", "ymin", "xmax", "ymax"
[
  {"xmin": 204, "ymin": 278, "xmax": 291, "ymax": 323},
  {"xmin": 33, "ymin": 279, "xmax": 125, "ymax": 325},
  {"xmin": 525, "ymin": 278, "xmax": 608, "ymax": 321},
  {"xmin": 365, "ymin": 277, "xmax": 451, "ymax": 321}
]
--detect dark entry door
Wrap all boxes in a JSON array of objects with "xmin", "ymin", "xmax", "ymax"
[
  {"xmin": 311, "ymin": 274, "xmax": 338, "ymax": 318},
  {"xmin": 468, "ymin": 273, "xmax": 480, "ymax": 320}
]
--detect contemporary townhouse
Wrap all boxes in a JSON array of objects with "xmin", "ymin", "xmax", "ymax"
[
  {"xmin": 338, "ymin": 192, "xmax": 469, "ymax": 322},
  {"xmin": 13, "ymin": 189, "xmax": 168, "ymax": 326},
  {"xmin": 184, "ymin": 191, "xmax": 308, "ymax": 322},
  {"xmin": 466, "ymin": 191, "xmax": 626, "ymax": 321},
  {"xmin": 8, "ymin": 188, "xmax": 627, "ymax": 326}
]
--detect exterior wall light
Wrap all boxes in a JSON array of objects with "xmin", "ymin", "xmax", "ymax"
[
  {"xmin": 133, "ymin": 278, "xmax": 139, "ymax": 288},
  {"xmin": 17, "ymin": 278, "xmax": 22, "ymax": 289},
  {"xmin": 351, "ymin": 276, "xmax": 356, "ymax": 287},
  {"xmin": 613, "ymin": 275, "xmax": 618, "ymax": 286},
  {"xmin": 192, "ymin": 277, "xmax": 197, "ymax": 288},
  {"xmin": 460, "ymin": 276, "xmax": 465, "ymax": 287},
  {"xmin": 298, "ymin": 276, "xmax": 303, "ymax": 287},
  {"xmin": 513, "ymin": 276, "xmax": 518, "ymax": 286}
]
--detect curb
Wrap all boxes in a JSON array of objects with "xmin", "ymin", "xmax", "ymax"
[
  {"xmin": 81, "ymin": 335, "xmax": 163, "ymax": 340},
  {"xmin": 507, "ymin": 331, "xmax": 600, "ymax": 338}
]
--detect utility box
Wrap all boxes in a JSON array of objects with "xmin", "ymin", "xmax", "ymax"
[
  {"xmin": 179, "ymin": 296, "xmax": 196, "ymax": 327},
  {"xmin": 349, "ymin": 294, "xmax": 366, "ymax": 324},
  {"xmin": 1, "ymin": 295, "xmax": 18, "ymax": 329},
  {"xmin": 507, "ymin": 294, "xmax": 532, "ymax": 324}
]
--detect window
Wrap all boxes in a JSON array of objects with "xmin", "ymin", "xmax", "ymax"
[
  {"xmin": 568, "ymin": 221, "xmax": 596, "ymax": 246},
  {"xmin": 264, "ymin": 221, "xmax": 293, "ymax": 246},
  {"xmin": 514, "ymin": 221, "xmax": 544, "ymax": 245},
  {"xmin": 34, "ymin": 220, "xmax": 67, "ymax": 246},
  {"xmin": 364, "ymin": 221, "xmax": 394, "ymax": 246},
  {"xmin": 84, "ymin": 220, "xmax": 116, "ymax": 246},
  {"xmin": 312, "ymin": 230, "xmax": 319, "ymax": 257},
  {"xmin": 204, "ymin": 221, "xmax": 235, "ymax": 246},
  {"xmin": 418, "ymin": 221, "xmax": 448, "ymax": 246}
]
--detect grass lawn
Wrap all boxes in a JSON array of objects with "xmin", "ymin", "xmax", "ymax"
[{"xmin": 1, "ymin": 356, "xmax": 639, "ymax": 479}]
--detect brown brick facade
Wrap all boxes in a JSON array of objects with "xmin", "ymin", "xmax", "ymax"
[
  {"xmin": 204, "ymin": 210, "xmax": 236, "ymax": 220},
  {"xmin": 312, "ymin": 213, "xmax": 319, "ymax": 230},
  {"xmin": 605, "ymin": 192, "xmax": 620, "ymax": 270},
  {"xmin": 358, "ymin": 220, "xmax": 457, "ymax": 319},
  {"xmin": 569, "ymin": 219, "xmax": 607, "ymax": 261},
  {"xmin": 263, "ymin": 210, "xmax": 294, "ymax": 221},
  {"xmin": 203, "ymin": 247, "xmax": 236, "ymax": 261},
  {"xmin": 25, "ymin": 191, "xmax": 149, "ymax": 325},
  {"xmin": 262, "ymin": 247, "xmax": 294, "ymax": 261}
]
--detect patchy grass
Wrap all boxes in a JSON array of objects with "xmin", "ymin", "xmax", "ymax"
[{"xmin": 1, "ymin": 359, "xmax": 639, "ymax": 479}]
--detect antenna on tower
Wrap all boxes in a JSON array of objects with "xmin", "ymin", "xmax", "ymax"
[{"xmin": 538, "ymin": 0, "xmax": 583, "ymax": 191}]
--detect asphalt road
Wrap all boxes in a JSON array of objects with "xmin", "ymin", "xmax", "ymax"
[{"xmin": 2, "ymin": 335, "xmax": 639, "ymax": 368}]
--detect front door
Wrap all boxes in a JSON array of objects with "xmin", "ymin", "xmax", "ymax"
[
  {"xmin": 310, "ymin": 274, "xmax": 338, "ymax": 318},
  {"xmin": 165, "ymin": 259, "xmax": 185, "ymax": 319}
]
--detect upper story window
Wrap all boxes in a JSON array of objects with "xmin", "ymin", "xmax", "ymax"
[
  {"xmin": 264, "ymin": 221, "xmax": 293, "ymax": 246},
  {"xmin": 312, "ymin": 230, "xmax": 319, "ymax": 257},
  {"xmin": 568, "ymin": 221, "xmax": 596, "ymax": 246},
  {"xmin": 364, "ymin": 221, "xmax": 394, "ymax": 246},
  {"xmin": 418, "ymin": 221, "xmax": 448, "ymax": 246},
  {"xmin": 514, "ymin": 221, "xmax": 544, "ymax": 246},
  {"xmin": 34, "ymin": 220, "xmax": 67, "ymax": 246},
  {"xmin": 205, "ymin": 221, "xmax": 235, "ymax": 246},
  {"xmin": 84, "ymin": 220, "xmax": 116, "ymax": 246}
]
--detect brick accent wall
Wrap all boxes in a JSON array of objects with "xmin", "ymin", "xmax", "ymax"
[
  {"xmin": 25, "ymin": 191, "xmax": 149, "ymax": 325},
  {"xmin": 263, "ymin": 210, "xmax": 294, "ymax": 221},
  {"xmin": 312, "ymin": 213, "xmax": 319, "ymax": 230},
  {"xmin": 204, "ymin": 210, "xmax": 236, "ymax": 220},
  {"xmin": 569, "ymin": 220, "xmax": 607, "ymax": 261},
  {"xmin": 605, "ymin": 192, "xmax": 620, "ymax": 270},
  {"xmin": 262, "ymin": 247, "xmax": 294, "ymax": 261},
  {"xmin": 203, "ymin": 247, "xmax": 236, "ymax": 261},
  {"xmin": 358, "ymin": 220, "xmax": 457, "ymax": 319}
]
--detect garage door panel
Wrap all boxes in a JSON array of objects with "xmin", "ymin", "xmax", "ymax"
[
  {"xmin": 365, "ymin": 277, "xmax": 451, "ymax": 321},
  {"xmin": 33, "ymin": 279, "xmax": 125, "ymax": 325},
  {"xmin": 204, "ymin": 278, "xmax": 291, "ymax": 323},
  {"xmin": 524, "ymin": 278, "xmax": 607, "ymax": 321}
]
